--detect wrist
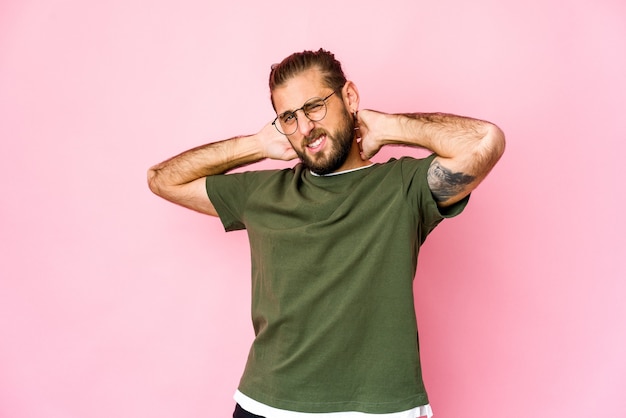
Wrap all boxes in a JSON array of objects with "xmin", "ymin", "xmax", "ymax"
[
  {"xmin": 224, "ymin": 134, "xmax": 266, "ymax": 167},
  {"xmin": 377, "ymin": 113, "xmax": 411, "ymax": 147},
  {"xmin": 244, "ymin": 134, "xmax": 268, "ymax": 160}
]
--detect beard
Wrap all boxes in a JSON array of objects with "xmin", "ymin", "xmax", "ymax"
[{"xmin": 296, "ymin": 107, "xmax": 355, "ymax": 175}]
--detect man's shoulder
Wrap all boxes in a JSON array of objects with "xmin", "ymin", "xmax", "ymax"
[
  {"xmin": 222, "ymin": 163, "xmax": 303, "ymax": 180},
  {"xmin": 373, "ymin": 154, "xmax": 436, "ymax": 173}
]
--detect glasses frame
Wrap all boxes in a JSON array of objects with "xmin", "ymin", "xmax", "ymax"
[{"xmin": 272, "ymin": 91, "xmax": 336, "ymax": 135}]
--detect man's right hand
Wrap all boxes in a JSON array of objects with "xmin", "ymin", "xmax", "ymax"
[{"xmin": 257, "ymin": 121, "xmax": 298, "ymax": 161}]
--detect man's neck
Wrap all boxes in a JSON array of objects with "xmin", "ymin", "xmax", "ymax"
[{"xmin": 310, "ymin": 163, "xmax": 375, "ymax": 177}]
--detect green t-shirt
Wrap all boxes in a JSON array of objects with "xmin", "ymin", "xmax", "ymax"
[{"xmin": 206, "ymin": 155, "xmax": 468, "ymax": 413}]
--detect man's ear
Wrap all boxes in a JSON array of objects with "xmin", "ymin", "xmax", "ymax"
[{"xmin": 341, "ymin": 81, "xmax": 360, "ymax": 113}]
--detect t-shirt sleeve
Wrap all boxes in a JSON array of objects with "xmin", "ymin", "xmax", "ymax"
[
  {"xmin": 205, "ymin": 172, "xmax": 251, "ymax": 232},
  {"xmin": 401, "ymin": 155, "xmax": 470, "ymax": 238}
]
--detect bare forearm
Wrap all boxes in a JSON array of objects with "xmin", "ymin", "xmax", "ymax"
[
  {"xmin": 148, "ymin": 135, "xmax": 263, "ymax": 190},
  {"xmin": 146, "ymin": 134, "xmax": 265, "ymax": 214},
  {"xmin": 147, "ymin": 120, "xmax": 297, "ymax": 214},
  {"xmin": 383, "ymin": 113, "xmax": 503, "ymax": 167},
  {"xmin": 365, "ymin": 112, "xmax": 502, "ymax": 181}
]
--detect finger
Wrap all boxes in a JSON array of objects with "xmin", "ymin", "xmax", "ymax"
[{"xmin": 357, "ymin": 140, "xmax": 368, "ymax": 161}]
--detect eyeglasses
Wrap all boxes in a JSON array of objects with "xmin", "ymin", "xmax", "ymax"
[{"xmin": 272, "ymin": 91, "xmax": 336, "ymax": 135}]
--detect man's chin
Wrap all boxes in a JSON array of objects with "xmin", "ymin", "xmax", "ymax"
[
  {"xmin": 303, "ymin": 156, "xmax": 346, "ymax": 176},
  {"xmin": 299, "ymin": 125, "xmax": 354, "ymax": 175}
]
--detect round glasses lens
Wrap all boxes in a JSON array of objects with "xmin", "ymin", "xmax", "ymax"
[
  {"xmin": 276, "ymin": 113, "xmax": 297, "ymax": 135},
  {"xmin": 303, "ymin": 99, "xmax": 327, "ymax": 122}
]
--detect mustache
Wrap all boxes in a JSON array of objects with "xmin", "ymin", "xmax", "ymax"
[{"xmin": 304, "ymin": 128, "xmax": 329, "ymax": 145}]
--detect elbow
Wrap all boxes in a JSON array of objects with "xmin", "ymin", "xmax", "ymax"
[
  {"xmin": 470, "ymin": 123, "xmax": 505, "ymax": 175},
  {"xmin": 147, "ymin": 167, "xmax": 163, "ymax": 196},
  {"xmin": 493, "ymin": 124, "xmax": 506, "ymax": 153},
  {"xmin": 486, "ymin": 123, "xmax": 506, "ymax": 163}
]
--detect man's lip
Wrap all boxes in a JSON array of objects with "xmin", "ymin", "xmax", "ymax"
[{"xmin": 306, "ymin": 135, "xmax": 327, "ymax": 153}]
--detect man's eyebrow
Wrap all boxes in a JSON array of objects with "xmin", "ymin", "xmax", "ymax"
[
  {"xmin": 277, "ymin": 102, "xmax": 300, "ymax": 116},
  {"xmin": 277, "ymin": 96, "xmax": 317, "ymax": 116}
]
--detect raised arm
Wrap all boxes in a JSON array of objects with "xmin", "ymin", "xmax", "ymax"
[
  {"xmin": 147, "ymin": 122, "xmax": 297, "ymax": 216},
  {"xmin": 357, "ymin": 110, "xmax": 505, "ymax": 207}
]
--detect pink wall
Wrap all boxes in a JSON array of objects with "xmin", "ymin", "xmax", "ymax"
[{"xmin": 1, "ymin": 1, "xmax": 625, "ymax": 417}]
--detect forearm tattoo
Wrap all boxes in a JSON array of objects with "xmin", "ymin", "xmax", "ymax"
[{"xmin": 427, "ymin": 161, "xmax": 475, "ymax": 203}]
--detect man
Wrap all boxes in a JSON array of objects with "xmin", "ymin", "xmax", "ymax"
[{"xmin": 148, "ymin": 49, "xmax": 505, "ymax": 418}]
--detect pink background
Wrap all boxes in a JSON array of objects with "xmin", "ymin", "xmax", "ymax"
[{"xmin": 1, "ymin": 1, "xmax": 625, "ymax": 417}]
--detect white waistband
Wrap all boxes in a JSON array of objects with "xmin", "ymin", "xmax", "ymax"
[{"xmin": 234, "ymin": 390, "xmax": 433, "ymax": 418}]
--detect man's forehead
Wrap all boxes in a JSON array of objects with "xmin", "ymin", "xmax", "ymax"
[{"xmin": 272, "ymin": 69, "xmax": 327, "ymax": 113}]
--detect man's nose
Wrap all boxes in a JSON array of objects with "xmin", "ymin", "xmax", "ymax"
[{"xmin": 296, "ymin": 111, "xmax": 315, "ymax": 136}]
